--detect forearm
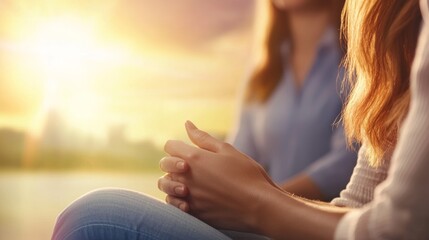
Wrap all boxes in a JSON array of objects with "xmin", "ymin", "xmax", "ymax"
[
  {"xmin": 281, "ymin": 174, "xmax": 326, "ymax": 201},
  {"xmin": 253, "ymin": 187, "xmax": 348, "ymax": 240},
  {"xmin": 163, "ymin": 122, "xmax": 350, "ymax": 239}
]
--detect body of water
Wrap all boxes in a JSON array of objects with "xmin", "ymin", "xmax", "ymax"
[{"xmin": 0, "ymin": 171, "xmax": 165, "ymax": 240}]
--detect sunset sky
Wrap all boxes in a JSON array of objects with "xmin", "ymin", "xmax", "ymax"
[{"xmin": 0, "ymin": 0, "xmax": 257, "ymax": 145}]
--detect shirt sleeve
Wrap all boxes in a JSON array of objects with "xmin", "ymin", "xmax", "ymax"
[
  {"xmin": 227, "ymin": 105, "xmax": 260, "ymax": 163},
  {"xmin": 304, "ymin": 124, "xmax": 358, "ymax": 200},
  {"xmin": 335, "ymin": 2, "xmax": 429, "ymax": 238},
  {"xmin": 331, "ymin": 146, "xmax": 389, "ymax": 208}
]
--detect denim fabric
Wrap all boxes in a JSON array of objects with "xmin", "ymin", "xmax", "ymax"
[{"xmin": 52, "ymin": 188, "xmax": 269, "ymax": 240}]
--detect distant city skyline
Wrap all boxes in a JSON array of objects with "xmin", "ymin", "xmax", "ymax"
[
  {"xmin": 0, "ymin": 0, "xmax": 257, "ymax": 144},
  {"xmin": 0, "ymin": 108, "xmax": 169, "ymax": 170}
]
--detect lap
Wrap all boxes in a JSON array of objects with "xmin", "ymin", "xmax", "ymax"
[
  {"xmin": 52, "ymin": 188, "xmax": 230, "ymax": 240},
  {"xmin": 52, "ymin": 188, "xmax": 269, "ymax": 240}
]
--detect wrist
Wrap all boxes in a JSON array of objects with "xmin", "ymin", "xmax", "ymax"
[
  {"xmin": 249, "ymin": 184, "xmax": 287, "ymax": 235},
  {"xmin": 252, "ymin": 187, "xmax": 346, "ymax": 239}
]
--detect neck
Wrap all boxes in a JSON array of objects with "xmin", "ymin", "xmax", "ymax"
[
  {"xmin": 288, "ymin": 9, "xmax": 330, "ymax": 55},
  {"xmin": 286, "ymin": 8, "xmax": 331, "ymax": 86}
]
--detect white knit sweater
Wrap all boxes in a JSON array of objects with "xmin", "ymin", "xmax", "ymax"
[
  {"xmin": 333, "ymin": 0, "xmax": 429, "ymax": 239},
  {"xmin": 331, "ymin": 146, "xmax": 389, "ymax": 208}
]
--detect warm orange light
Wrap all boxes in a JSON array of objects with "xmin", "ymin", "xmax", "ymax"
[
  {"xmin": 18, "ymin": 17, "xmax": 99, "ymax": 135},
  {"xmin": 0, "ymin": 3, "xmax": 244, "ymax": 144},
  {"xmin": 30, "ymin": 17, "xmax": 96, "ymax": 73}
]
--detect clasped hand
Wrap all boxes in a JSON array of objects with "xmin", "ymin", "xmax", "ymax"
[{"xmin": 158, "ymin": 121, "xmax": 281, "ymax": 232}]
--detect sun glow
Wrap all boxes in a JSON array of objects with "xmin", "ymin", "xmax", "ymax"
[
  {"xmin": 26, "ymin": 18, "xmax": 96, "ymax": 108},
  {"xmin": 31, "ymin": 17, "xmax": 96, "ymax": 73},
  {"xmin": 0, "ymin": 1, "xmax": 251, "ymax": 148},
  {"xmin": 17, "ymin": 16, "xmax": 131, "ymax": 137}
]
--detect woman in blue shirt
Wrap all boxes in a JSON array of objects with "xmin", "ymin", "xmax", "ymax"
[{"xmin": 229, "ymin": 0, "xmax": 356, "ymax": 200}]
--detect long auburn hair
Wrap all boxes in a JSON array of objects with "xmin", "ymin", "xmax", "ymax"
[
  {"xmin": 342, "ymin": 0, "xmax": 421, "ymax": 165},
  {"xmin": 245, "ymin": 1, "xmax": 345, "ymax": 103}
]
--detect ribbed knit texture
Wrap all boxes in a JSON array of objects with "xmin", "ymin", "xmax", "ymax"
[
  {"xmin": 331, "ymin": 146, "xmax": 389, "ymax": 208},
  {"xmin": 334, "ymin": 1, "xmax": 429, "ymax": 239}
]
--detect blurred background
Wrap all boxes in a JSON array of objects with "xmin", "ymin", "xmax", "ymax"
[{"xmin": 0, "ymin": 0, "xmax": 258, "ymax": 239}]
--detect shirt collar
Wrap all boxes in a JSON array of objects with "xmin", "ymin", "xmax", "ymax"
[
  {"xmin": 281, "ymin": 26, "xmax": 339, "ymax": 56},
  {"xmin": 317, "ymin": 26, "xmax": 338, "ymax": 51}
]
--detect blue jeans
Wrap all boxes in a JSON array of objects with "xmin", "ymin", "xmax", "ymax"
[{"xmin": 52, "ymin": 188, "xmax": 270, "ymax": 240}]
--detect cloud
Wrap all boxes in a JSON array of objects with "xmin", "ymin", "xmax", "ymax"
[{"xmin": 104, "ymin": 0, "xmax": 255, "ymax": 50}]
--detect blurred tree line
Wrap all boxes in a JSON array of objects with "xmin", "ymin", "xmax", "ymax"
[{"xmin": 0, "ymin": 127, "xmax": 164, "ymax": 171}]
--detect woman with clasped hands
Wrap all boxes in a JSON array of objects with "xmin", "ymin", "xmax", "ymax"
[
  {"xmin": 160, "ymin": 120, "xmax": 347, "ymax": 239},
  {"xmin": 159, "ymin": 0, "xmax": 429, "ymax": 238},
  {"xmin": 52, "ymin": 0, "xmax": 429, "ymax": 239}
]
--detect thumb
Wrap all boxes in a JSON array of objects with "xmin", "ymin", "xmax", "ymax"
[{"xmin": 185, "ymin": 120, "xmax": 222, "ymax": 152}]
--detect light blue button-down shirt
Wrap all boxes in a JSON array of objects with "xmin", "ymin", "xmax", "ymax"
[{"xmin": 230, "ymin": 28, "xmax": 357, "ymax": 199}]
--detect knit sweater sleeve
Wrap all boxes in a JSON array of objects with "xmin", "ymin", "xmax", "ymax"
[
  {"xmin": 330, "ymin": 146, "xmax": 389, "ymax": 208},
  {"xmin": 334, "ymin": 1, "xmax": 429, "ymax": 238}
]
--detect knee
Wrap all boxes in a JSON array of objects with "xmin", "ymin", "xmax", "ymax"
[{"xmin": 52, "ymin": 188, "xmax": 156, "ymax": 240}]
